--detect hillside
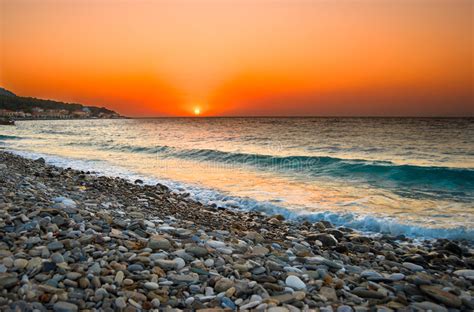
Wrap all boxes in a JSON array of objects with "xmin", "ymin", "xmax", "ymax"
[
  {"xmin": 0, "ymin": 87, "xmax": 16, "ymax": 97},
  {"xmin": 0, "ymin": 87, "xmax": 122, "ymax": 119}
]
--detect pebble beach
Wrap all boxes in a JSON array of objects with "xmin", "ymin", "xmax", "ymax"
[{"xmin": 1, "ymin": 151, "xmax": 473, "ymax": 312}]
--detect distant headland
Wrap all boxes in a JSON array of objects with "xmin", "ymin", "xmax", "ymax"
[{"xmin": 0, "ymin": 87, "xmax": 124, "ymax": 120}]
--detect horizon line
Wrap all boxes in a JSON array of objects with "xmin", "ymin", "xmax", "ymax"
[{"xmin": 127, "ymin": 115, "xmax": 474, "ymax": 119}]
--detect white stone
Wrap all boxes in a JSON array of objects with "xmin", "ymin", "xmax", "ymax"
[
  {"xmin": 249, "ymin": 294, "xmax": 262, "ymax": 302},
  {"xmin": 144, "ymin": 282, "xmax": 159, "ymax": 290},
  {"xmin": 158, "ymin": 226, "xmax": 175, "ymax": 232},
  {"xmin": 151, "ymin": 298, "xmax": 161, "ymax": 308},
  {"xmin": 217, "ymin": 247, "xmax": 233, "ymax": 254},
  {"xmin": 285, "ymin": 275, "xmax": 306, "ymax": 290},
  {"xmin": 206, "ymin": 240, "xmax": 226, "ymax": 249},
  {"xmin": 204, "ymin": 259, "xmax": 214, "ymax": 267},
  {"xmin": 174, "ymin": 257, "xmax": 186, "ymax": 270},
  {"xmin": 205, "ymin": 287, "xmax": 214, "ymax": 296},
  {"xmin": 53, "ymin": 197, "xmax": 77, "ymax": 208}
]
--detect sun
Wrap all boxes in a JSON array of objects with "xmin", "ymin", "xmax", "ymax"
[{"xmin": 194, "ymin": 107, "xmax": 201, "ymax": 116}]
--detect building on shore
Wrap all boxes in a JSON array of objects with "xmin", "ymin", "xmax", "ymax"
[
  {"xmin": 0, "ymin": 109, "xmax": 30, "ymax": 118},
  {"xmin": 0, "ymin": 106, "xmax": 121, "ymax": 119},
  {"xmin": 72, "ymin": 110, "xmax": 89, "ymax": 118}
]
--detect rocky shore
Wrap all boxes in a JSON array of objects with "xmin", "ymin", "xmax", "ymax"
[{"xmin": 0, "ymin": 151, "xmax": 473, "ymax": 312}]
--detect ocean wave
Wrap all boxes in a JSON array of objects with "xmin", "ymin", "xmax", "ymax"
[
  {"xmin": 39, "ymin": 129, "xmax": 86, "ymax": 136},
  {"xmin": 85, "ymin": 143, "xmax": 474, "ymax": 201},
  {"xmin": 0, "ymin": 135, "xmax": 22, "ymax": 140},
  {"xmin": 7, "ymin": 149, "xmax": 474, "ymax": 241}
]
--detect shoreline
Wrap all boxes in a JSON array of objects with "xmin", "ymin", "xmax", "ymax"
[
  {"xmin": 0, "ymin": 151, "xmax": 473, "ymax": 311},
  {"xmin": 5, "ymin": 148, "xmax": 473, "ymax": 242}
]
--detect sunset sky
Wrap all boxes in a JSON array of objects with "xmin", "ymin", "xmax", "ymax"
[{"xmin": 1, "ymin": 0, "xmax": 472, "ymax": 117}]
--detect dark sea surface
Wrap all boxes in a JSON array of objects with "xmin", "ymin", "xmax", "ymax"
[{"xmin": 2, "ymin": 117, "xmax": 473, "ymax": 239}]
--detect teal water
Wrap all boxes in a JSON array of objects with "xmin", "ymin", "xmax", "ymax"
[{"xmin": 1, "ymin": 117, "xmax": 473, "ymax": 239}]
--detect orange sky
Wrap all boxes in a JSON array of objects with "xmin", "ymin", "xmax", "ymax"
[{"xmin": 1, "ymin": 0, "xmax": 472, "ymax": 116}]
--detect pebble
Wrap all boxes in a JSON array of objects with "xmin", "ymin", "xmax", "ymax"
[
  {"xmin": 0, "ymin": 275, "xmax": 18, "ymax": 288},
  {"xmin": 155, "ymin": 259, "xmax": 177, "ymax": 270},
  {"xmin": 320, "ymin": 286, "xmax": 338, "ymax": 301},
  {"xmin": 144, "ymin": 282, "xmax": 159, "ymax": 290},
  {"xmin": 268, "ymin": 308, "xmax": 290, "ymax": 312},
  {"xmin": 151, "ymin": 298, "xmax": 161, "ymax": 308},
  {"xmin": 420, "ymin": 285, "xmax": 462, "ymax": 308},
  {"xmin": 214, "ymin": 278, "xmax": 234, "ymax": 292},
  {"xmin": 51, "ymin": 253, "xmax": 64, "ymax": 264},
  {"xmin": 115, "ymin": 271, "xmax": 125, "ymax": 285},
  {"xmin": 402, "ymin": 262, "xmax": 424, "ymax": 272},
  {"xmin": 174, "ymin": 257, "xmax": 186, "ymax": 270},
  {"xmin": 337, "ymin": 305, "xmax": 353, "ymax": 312},
  {"xmin": 66, "ymin": 272, "xmax": 82, "ymax": 280},
  {"xmin": 360, "ymin": 270, "xmax": 382, "ymax": 279},
  {"xmin": 351, "ymin": 287, "xmax": 386, "ymax": 299},
  {"xmin": 240, "ymin": 300, "xmax": 261, "ymax": 310},
  {"xmin": 127, "ymin": 264, "xmax": 143, "ymax": 272},
  {"xmin": 221, "ymin": 297, "xmax": 236, "ymax": 309},
  {"xmin": 47, "ymin": 241, "xmax": 64, "ymax": 251},
  {"xmin": 186, "ymin": 246, "xmax": 208, "ymax": 257},
  {"xmin": 388, "ymin": 273, "xmax": 405, "ymax": 281},
  {"xmin": 454, "ymin": 269, "xmax": 474, "ymax": 280},
  {"xmin": 205, "ymin": 286, "xmax": 214, "ymax": 296},
  {"xmin": 412, "ymin": 301, "xmax": 448, "ymax": 312},
  {"xmin": 78, "ymin": 277, "xmax": 90, "ymax": 288},
  {"xmin": 311, "ymin": 233, "xmax": 338, "ymax": 246},
  {"xmin": 285, "ymin": 275, "xmax": 306, "ymax": 290},
  {"xmin": 13, "ymin": 259, "xmax": 28, "ymax": 270},
  {"xmin": 148, "ymin": 237, "xmax": 171, "ymax": 250},
  {"xmin": 53, "ymin": 197, "xmax": 77, "ymax": 208},
  {"xmin": 89, "ymin": 263, "xmax": 101, "ymax": 274},
  {"xmin": 53, "ymin": 301, "xmax": 78, "ymax": 312},
  {"xmin": 206, "ymin": 240, "xmax": 226, "ymax": 249},
  {"xmin": 115, "ymin": 297, "xmax": 127, "ymax": 309}
]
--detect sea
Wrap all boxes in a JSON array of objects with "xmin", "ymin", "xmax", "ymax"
[{"xmin": 1, "ymin": 117, "xmax": 473, "ymax": 240}]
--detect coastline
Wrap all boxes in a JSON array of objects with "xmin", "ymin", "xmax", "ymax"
[
  {"xmin": 0, "ymin": 151, "xmax": 473, "ymax": 311},
  {"xmin": 7, "ymin": 117, "xmax": 129, "ymax": 121}
]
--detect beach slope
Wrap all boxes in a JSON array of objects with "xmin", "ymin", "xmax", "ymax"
[{"xmin": 0, "ymin": 151, "xmax": 473, "ymax": 311}]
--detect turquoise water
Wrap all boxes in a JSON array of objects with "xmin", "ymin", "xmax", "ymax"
[{"xmin": 1, "ymin": 118, "xmax": 473, "ymax": 239}]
